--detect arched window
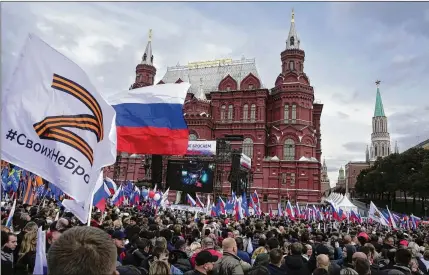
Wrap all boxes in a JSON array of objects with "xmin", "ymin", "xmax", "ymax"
[
  {"xmin": 243, "ymin": 104, "xmax": 249, "ymax": 121},
  {"xmin": 375, "ymin": 145, "xmax": 378, "ymax": 157},
  {"xmin": 242, "ymin": 138, "xmax": 254, "ymax": 158},
  {"xmin": 291, "ymin": 104, "xmax": 297, "ymax": 123},
  {"xmin": 284, "ymin": 105, "xmax": 289, "ymax": 123},
  {"xmin": 250, "ymin": 104, "xmax": 256, "ymax": 122},
  {"xmin": 220, "ymin": 105, "xmax": 226, "ymax": 121},
  {"xmin": 228, "ymin": 105, "xmax": 233, "ymax": 121},
  {"xmin": 381, "ymin": 144, "xmax": 385, "ymax": 156},
  {"xmin": 289, "ymin": 61, "xmax": 295, "ymax": 71},
  {"xmin": 283, "ymin": 139, "xmax": 295, "ymax": 160},
  {"xmin": 290, "ymin": 36, "xmax": 295, "ymax": 46},
  {"xmin": 189, "ymin": 134, "xmax": 198, "ymax": 141}
]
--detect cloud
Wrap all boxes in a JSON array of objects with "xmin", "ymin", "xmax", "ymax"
[
  {"xmin": 343, "ymin": 142, "xmax": 368, "ymax": 153},
  {"xmin": 389, "ymin": 108, "xmax": 429, "ymax": 151},
  {"xmin": 337, "ymin": 111, "xmax": 350, "ymax": 119}
]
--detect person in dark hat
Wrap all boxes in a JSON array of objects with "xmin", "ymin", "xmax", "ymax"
[
  {"xmin": 184, "ymin": 250, "xmax": 218, "ymax": 275},
  {"xmin": 112, "ymin": 230, "xmax": 126, "ymax": 264},
  {"xmin": 170, "ymin": 238, "xmax": 192, "ymax": 273}
]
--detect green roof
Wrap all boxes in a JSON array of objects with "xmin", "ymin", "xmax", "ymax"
[{"xmin": 374, "ymin": 87, "xmax": 386, "ymax": 117}]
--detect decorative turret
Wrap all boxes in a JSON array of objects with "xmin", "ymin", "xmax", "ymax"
[
  {"xmin": 365, "ymin": 145, "xmax": 370, "ymax": 163},
  {"xmin": 370, "ymin": 80, "xmax": 391, "ymax": 160},
  {"xmin": 338, "ymin": 166, "xmax": 345, "ymax": 180},
  {"xmin": 320, "ymin": 158, "xmax": 331, "ymax": 194},
  {"xmin": 279, "ymin": 9, "xmax": 306, "ymax": 78},
  {"xmin": 322, "ymin": 158, "xmax": 327, "ymax": 173},
  {"xmin": 286, "ymin": 9, "xmax": 300, "ymax": 50},
  {"xmin": 394, "ymin": 141, "xmax": 399, "ymax": 154},
  {"xmin": 374, "ymin": 80, "xmax": 386, "ymax": 117},
  {"xmin": 131, "ymin": 29, "xmax": 157, "ymax": 89},
  {"xmin": 194, "ymin": 77, "xmax": 207, "ymax": 101}
]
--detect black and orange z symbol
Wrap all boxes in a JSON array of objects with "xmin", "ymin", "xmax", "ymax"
[{"xmin": 33, "ymin": 74, "xmax": 104, "ymax": 166}]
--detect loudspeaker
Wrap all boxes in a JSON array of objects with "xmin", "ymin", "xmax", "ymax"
[{"xmin": 151, "ymin": 154, "xmax": 163, "ymax": 188}]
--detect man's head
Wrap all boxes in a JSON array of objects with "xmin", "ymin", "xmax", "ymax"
[
  {"xmin": 174, "ymin": 239, "xmax": 186, "ymax": 252},
  {"xmin": 266, "ymin": 237, "xmax": 280, "ymax": 251},
  {"xmin": 56, "ymin": 218, "xmax": 70, "ymax": 232},
  {"xmin": 222, "ymin": 237, "xmax": 237, "ymax": 255},
  {"xmin": 354, "ymin": 258, "xmax": 371, "ymax": 275},
  {"xmin": 235, "ymin": 237, "xmax": 244, "ymax": 251},
  {"xmin": 316, "ymin": 254, "xmax": 330, "ymax": 270},
  {"xmin": 269, "ymin": 248, "xmax": 283, "ymax": 267},
  {"xmin": 2, "ymin": 233, "xmax": 17, "ymax": 251},
  {"xmin": 112, "ymin": 230, "xmax": 126, "ymax": 249},
  {"xmin": 195, "ymin": 250, "xmax": 218, "ymax": 272},
  {"xmin": 360, "ymin": 244, "xmax": 375, "ymax": 263},
  {"xmin": 201, "ymin": 237, "xmax": 215, "ymax": 250},
  {"xmin": 129, "ymin": 217, "xmax": 137, "ymax": 226},
  {"xmin": 290, "ymin": 242, "xmax": 303, "ymax": 256},
  {"xmin": 343, "ymin": 235, "xmax": 351, "ymax": 244},
  {"xmin": 352, "ymin": 252, "xmax": 367, "ymax": 267},
  {"xmin": 384, "ymin": 236, "xmax": 394, "ymax": 246},
  {"xmin": 395, "ymin": 248, "xmax": 412, "ymax": 266},
  {"xmin": 47, "ymin": 226, "xmax": 117, "ymax": 275}
]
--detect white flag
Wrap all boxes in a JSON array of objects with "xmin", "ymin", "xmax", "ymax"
[
  {"xmin": 62, "ymin": 170, "xmax": 104, "ymax": 224},
  {"xmin": 33, "ymin": 227, "xmax": 47, "ymax": 275},
  {"xmin": 369, "ymin": 201, "xmax": 389, "ymax": 226},
  {"xmin": 1, "ymin": 34, "xmax": 117, "ymax": 203}
]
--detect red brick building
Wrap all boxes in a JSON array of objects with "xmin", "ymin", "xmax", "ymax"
[{"xmin": 105, "ymin": 11, "xmax": 324, "ymax": 210}]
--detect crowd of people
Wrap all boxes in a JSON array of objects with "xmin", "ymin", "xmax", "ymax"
[{"xmin": 2, "ymin": 198, "xmax": 429, "ymax": 275}]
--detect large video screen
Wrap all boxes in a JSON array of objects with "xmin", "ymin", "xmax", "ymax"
[{"xmin": 166, "ymin": 160, "xmax": 215, "ymax": 193}]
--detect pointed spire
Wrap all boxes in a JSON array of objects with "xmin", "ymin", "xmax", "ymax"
[
  {"xmin": 374, "ymin": 80, "xmax": 386, "ymax": 117},
  {"xmin": 141, "ymin": 29, "xmax": 153, "ymax": 66},
  {"xmin": 366, "ymin": 145, "xmax": 370, "ymax": 162},
  {"xmin": 286, "ymin": 8, "xmax": 300, "ymax": 50},
  {"xmin": 194, "ymin": 77, "xmax": 207, "ymax": 101},
  {"xmin": 395, "ymin": 141, "xmax": 399, "ymax": 154}
]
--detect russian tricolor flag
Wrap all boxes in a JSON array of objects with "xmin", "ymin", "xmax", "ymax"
[
  {"xmin": 286, "ymin": 201, "xmax": 295, "ymax": 219},
  {"xmin": 93, "ymin": 182, "xmax": 111, "ymax": 212},
  {"xmin": 132, "ymin": 186, "xmax": 140, "ymax": 206},
  {"xmin": 211, "ymin": 204, "xmax": 218, "ymax": 217},
  {"xmin": 104, "ymin": 177, "xmax": 117, "ymax": 195},
  {"xmin": 187, "ymin": 194, "xmax": 197, "ymax": 207},
  {"xmin": 195, "ymin": 194, "xmax": 205, "ymax": 208},
  {"xmin": 111, "ymin": 186, "xmax": 124, "ymax": 207},
  {"xmin": 235, "ymin": 200, "xmax": 243, "ymax": 220},
  {"xmin": 109, "ymin": 83, "xmax": 191, "ymax": 155},
  {"xmin": 218, "ymin": 197, "xmax": 226, "ymax": 215}
]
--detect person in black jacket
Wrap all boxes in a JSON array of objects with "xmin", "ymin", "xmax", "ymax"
[
  {"xmin": 170, "ymin": 239, "xmax": 192, "ymax": 273},
  {"xmin": 267, "ymin": 248, "xmax": 286, "ymax": 275},
  {"xmin": 282, "ymin": 242, "xmax": 311, "ymax": 275},
  {"xmin": 2, "ymin": 232, "xmax": 18, "ymax": 274},
  {"xmin": 122, "ymin": 238, "xmax": 152, "ymax": 268}
]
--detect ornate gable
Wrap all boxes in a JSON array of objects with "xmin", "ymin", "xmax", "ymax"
[
  {"xmin": 218, "ymin": 74, "xmax": 238, "ymax": 91},
  {"xmin": 240, "ymin": 73, "xmax": 261, "ymax": 90}
]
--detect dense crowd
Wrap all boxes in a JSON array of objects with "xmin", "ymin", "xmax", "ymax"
[{"xmin": 2, "ymin": 198, "xmax": 429, "ymax": 275}]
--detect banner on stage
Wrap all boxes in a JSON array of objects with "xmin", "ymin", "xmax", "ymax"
[
  {"xmin": 240, "ymin": 153, "xmax": 251, "ymax": 169},
  {"xmin": 186, "ymin": 141, "xmax": 216, "ymax": 156}
]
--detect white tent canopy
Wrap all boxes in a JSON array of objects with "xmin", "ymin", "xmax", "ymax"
[
  {"xmin": 336, "ymin": 194, "xmax": 358, "ymax": 212},
  {"xmin": 324, "ymin": 192, "xmax": 358, "ymax": 213}
]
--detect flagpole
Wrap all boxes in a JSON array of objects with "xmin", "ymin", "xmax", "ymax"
[{"xmin": 87, "ymin": 190, "xmax": 95, "ymax": 226}]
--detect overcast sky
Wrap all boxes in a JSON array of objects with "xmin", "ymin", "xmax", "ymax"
[{"xmin": 2, "ymin": 2, "xmax": 428, "ymax": 186}]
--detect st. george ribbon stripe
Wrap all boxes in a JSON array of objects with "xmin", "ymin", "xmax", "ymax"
[
  {"xmin": 32, "ymin": 74, "xmax": 104, "ymax": 165},
  {"xmin": 52, "ymin": 73, "xmax": 104, "ymax": 141},
  {"xmin": 33, "ymin": 115, "xmax": 100, "ymax": 140},
  {"xmin": 41, "ymin": 128, "xmax": 94, "ymax": 166}
]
